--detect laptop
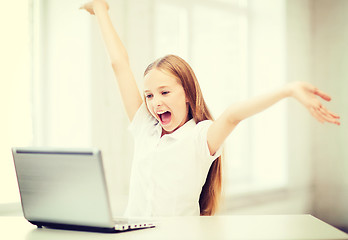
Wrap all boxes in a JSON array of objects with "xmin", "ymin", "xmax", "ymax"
[{"xmin": 11, "ymin": 147, "xmax": 156, "ymax": 233}]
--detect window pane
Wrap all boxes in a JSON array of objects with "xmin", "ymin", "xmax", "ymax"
[
  {"xmin": 191, "ymin": 4, "xmax": 250, "ymax": 185},
  {"xmin": 155, "ymin": 2, "xmax": 189, "ymax": 59}
]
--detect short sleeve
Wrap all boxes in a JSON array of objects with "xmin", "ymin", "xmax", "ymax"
[
  {"xmin": 195, "ymin": 120, "xmax": 223, "ymax": 163},
  {"xmin": 128, "ymin": 103, "xmax": 157, "ymax": 137}
]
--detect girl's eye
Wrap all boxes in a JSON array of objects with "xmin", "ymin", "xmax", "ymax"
[
  {"xmin": 145, "ymin": 94, "xmax": 153, "ymax": 99},
  {"xmin": 162, "ymin": 91, "xmax": 169, "ymax": 95}
]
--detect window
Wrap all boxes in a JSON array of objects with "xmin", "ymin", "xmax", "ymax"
[
  {"xmin": 1, "ymin": 0, "xmax": 288, "ymax": 207},
  {"xmin": 0, "ymin": 0, "xmax": 94, "ymax": 204},
  {"xmin": 154, "ymin": 0, "xmax": 287, "ymax": 195}
]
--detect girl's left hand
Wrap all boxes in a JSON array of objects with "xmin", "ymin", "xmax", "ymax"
[{"xmin": 289, "ymin": 82, "xmax": 340, "ymax": 125}]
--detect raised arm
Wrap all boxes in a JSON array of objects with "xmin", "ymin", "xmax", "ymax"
[
  {"xmin": 207, "ymin": 82, "xmax": 340, "ymax": 155},
  {"xmin": 80, "ymin": 0, "xmax": 142, "ymax": 121}
]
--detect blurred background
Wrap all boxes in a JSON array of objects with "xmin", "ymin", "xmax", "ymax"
[{"xmin": 1, "ymin": 0, "xmax": 347, "ymax": 233}]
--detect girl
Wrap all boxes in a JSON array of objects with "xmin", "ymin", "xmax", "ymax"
[{"xmin": 80, "ymin": 0, "xmax": 340, "ymax": 217}]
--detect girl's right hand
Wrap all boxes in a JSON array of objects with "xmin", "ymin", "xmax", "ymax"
[{"xmin": 80, "ymin": 0, "xmax": 109, "ymax": 15}]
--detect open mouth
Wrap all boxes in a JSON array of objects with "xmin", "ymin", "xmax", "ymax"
[{"xmin": 157, "ymin": 111, "xmax": 172, "ymax": 125}]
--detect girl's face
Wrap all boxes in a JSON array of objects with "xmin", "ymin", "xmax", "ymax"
[{"xmin": 144, "ymin": 69, "xmax": 189, "ymax": 135}]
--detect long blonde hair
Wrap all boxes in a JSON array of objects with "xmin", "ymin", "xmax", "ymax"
[{"xmin": 144, "ymin": 55, "xmax": 222, "ymax": 216}]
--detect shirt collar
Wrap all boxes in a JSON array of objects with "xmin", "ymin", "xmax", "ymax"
[{"xmin": 154, "ymin": 118, "xmax": 196, "ymax": 140}]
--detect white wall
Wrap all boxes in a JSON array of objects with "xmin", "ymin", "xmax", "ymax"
[{"xmin": 311, "ymin": 0, "xmax": 348, "ymax": 229}]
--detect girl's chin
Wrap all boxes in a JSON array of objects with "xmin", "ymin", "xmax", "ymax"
[
  {"xmin": 161, "ymin": 125, "xmax": 173, "ymax": 133},
  {"xmin": 161, "ymin": 123, "xmax": 178, "ymax": 135}
]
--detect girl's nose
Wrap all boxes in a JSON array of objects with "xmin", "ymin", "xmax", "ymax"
[{"xmin": 153, "ymin": 95, "xmax": 163, "ymax": 106}]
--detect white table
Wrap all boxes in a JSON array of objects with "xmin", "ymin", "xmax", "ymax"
[{"xmin": 1, "ymin": 215, "xmax": 347, "ymax": 240}]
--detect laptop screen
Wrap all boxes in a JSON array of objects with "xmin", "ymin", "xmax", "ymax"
[{"xmin": 12, "ymin": 147, "xmax": 114, "ymax": 228}]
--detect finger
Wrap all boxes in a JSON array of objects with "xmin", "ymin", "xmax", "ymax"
[
  {"xmin": 315, "ymin": 106, "xmax": 341, "ymax": 125},
  {"xmin": 318, "ymin": 107, "xmax": 340, "ymax": 124},
  {"xmin": 314, "ymin": 88, "xmax": 331, "ymax": 101},
  {"xmin": 317, "ymin": 104, "xmax": 340, "ymax": 119},
  {"xmin": 325, "ymin": 108, "xmax": 340, "ymax": 119},
  {"xmin": 319, "ymin": 106, "xmax": 340, "ymax": 119},
  {"xmin": 309, "ymin": 107, "xmax": 326, "ymax": 124},
  {"xmin": 320, "ymin": 107, "xmax": 341, "ymax": 125}
]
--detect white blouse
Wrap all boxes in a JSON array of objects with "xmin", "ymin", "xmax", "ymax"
[{"xmin": 124, "ymin": 104, "xmax": 222, "ymax": 217}]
